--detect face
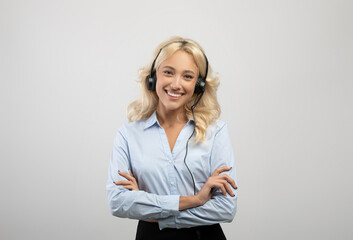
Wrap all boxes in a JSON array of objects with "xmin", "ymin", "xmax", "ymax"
[{"xmin": 155, "ymin": 50, "xmax": 199, "ymax": 114}]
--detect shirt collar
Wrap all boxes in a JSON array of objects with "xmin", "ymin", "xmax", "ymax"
[
  {"xmin": 144, "ymin": 111, "xmax": 159, "ymax": 130},
  {"xmin": 143, "ymin": 111, "xmax": 195, "ymax": 130}
]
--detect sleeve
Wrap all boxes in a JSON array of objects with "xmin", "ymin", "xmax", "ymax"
[
  {"xmin": 159, "ymin": 123, "xmax": 238, "ymax": 229},
  {"xmin": 106, "ymin": 126, "xmax": 180, "ymax": 221}
]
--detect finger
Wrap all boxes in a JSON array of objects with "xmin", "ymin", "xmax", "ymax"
[
  {"xmin": 128, "ymin": 170, "xmax": 138, "ymax": 184},
  {"xmin": 222, "ymin": 180, "xmax": 235, "ymax": 197},
  {"xmin": 124, "ymin": 184, "xmax": 139, "ymax": 191},
  {"xmin": 119, "ymin": 170, "xmax": 134, "ymax": 181},
  {"xmin": 114, "ymin": 180, "xmax": 132, "ymax": 185},
  {"xmin": 219, "ymin": 184, "xmax": 227, "ymax": 196},
  {"xmin": 220, "ymin": 174, "xmax": 237, "ymax": 189},
  {"xmin": 122, "ymin": 185, "xmax": 134, "ymax": 190},
  {"xmin": 212, "ymin": 166, "xmax": 232, "ymax": 176},
  {"xmin": 214, "ymin": 183, "xmax": 227, "ymax": 196}
]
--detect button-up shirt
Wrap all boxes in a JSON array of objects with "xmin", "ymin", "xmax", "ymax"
[{"xmin": 106, "ymin": 112, "xmax": 238, "ymax": 229}]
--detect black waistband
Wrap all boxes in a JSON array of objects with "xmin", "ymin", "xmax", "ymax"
[{"xmin": 135, "ymin": 221, "xmax": 226, "ymax": 240}]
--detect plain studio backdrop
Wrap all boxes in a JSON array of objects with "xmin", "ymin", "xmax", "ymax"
[{"xmin": 1, "ymin": 0, "xmax": 352, "ymax": 239}]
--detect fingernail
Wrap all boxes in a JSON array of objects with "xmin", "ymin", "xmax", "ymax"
[
  {"xmin": 229, "ymin": 167, "xmax": 232, "ymax": 169},
  {"xmin": 118, "ymin": 170, "xmax": 120, "ymax": 173}
]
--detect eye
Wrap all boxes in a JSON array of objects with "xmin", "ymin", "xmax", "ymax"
[
  {"xmin": 184, "ymin": 74, "xmax": 194, "ymax": 80},
  {"xmin": 163, "ymin": 70, "xmax": 173, "ymax": 76}
]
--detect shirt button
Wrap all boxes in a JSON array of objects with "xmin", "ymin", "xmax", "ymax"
[
  {"xmin": 171, "ymin": 181, "xmax": 175, "ymax": 185},
  {"xmin": 169, "ymin": 160, "xmax": 173, "ymax": 164}
]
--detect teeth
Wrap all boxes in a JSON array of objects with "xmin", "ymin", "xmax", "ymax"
[{"xmin": 167, "ymin": 91, "xmax": 182, "ymax": 97}]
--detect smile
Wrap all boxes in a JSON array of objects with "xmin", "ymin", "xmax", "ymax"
[{"xmin": 166, "ymin": 91, "xmax": 183, "ymax": 98}]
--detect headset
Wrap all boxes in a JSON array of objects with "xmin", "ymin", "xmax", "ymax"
[
  {"xmin": 146, "ymin": 40, "xmax": 208, "ymax": 96},
  {"xmin": 146, "ymin": 40, "xmax": 209, "ymax": 195}
]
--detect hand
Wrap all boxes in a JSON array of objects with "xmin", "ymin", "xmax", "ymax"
[
  {"xmin": 143, "ymin": 219, "xmax": 158, "ymax": 222},
  {"xmin": 195, "ymin": 166, "xmax": 237, "ymax": 205},
  {"xmin": 114, "ymin": 170, "xmax": 139, "ymax": 191}
]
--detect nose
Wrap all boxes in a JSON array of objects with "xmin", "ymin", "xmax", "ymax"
[{"xmin": 170, "ymin": 75, "xmax": 181, "ymax": 90}]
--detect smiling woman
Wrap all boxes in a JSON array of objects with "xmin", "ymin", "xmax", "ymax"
[
  {"xmin": 106, "ymin": 37, "xmax": 238, "ymax": 240},
  {"xmin": 128, "ymin": 37, "xmax": 218, "ymax": 143}
]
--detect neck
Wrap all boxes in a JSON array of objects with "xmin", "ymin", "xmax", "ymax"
[{"xmin": 156, "ymin": 105, "xmax": 187, "ymax": 128}]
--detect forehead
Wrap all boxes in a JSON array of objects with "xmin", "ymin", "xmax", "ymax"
[{"xmin": 159, "ymin": 50, "xmax": 198, "ymax": 72}]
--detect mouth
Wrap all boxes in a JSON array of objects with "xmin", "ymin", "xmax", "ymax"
[{"xmin": 166, "ymin": 90, "xmax": 183, "ymax": 99}]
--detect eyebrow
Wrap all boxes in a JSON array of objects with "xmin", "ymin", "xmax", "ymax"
[{"xmin": 162, "ymin": 66, "xmax": 196, "ymax": 75}]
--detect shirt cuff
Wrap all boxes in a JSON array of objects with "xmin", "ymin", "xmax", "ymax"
[
  {"xmin": 158, "ymin": 215, "xmax": 177, "ymax": 229},
  {"xmin": 159, "ymin": 195, "xmax": 180, "ymax": 218},
  {"xmin": 158, "ymin": 195, "xmax": 180, "ymax": 229}
]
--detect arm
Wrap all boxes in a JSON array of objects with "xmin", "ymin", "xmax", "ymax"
[
  {"xmin": 159, "ymin": 123, "xmax": 238, "ymax": 229},
  {"xmin": 179, "ymin": 166, "xmax": 236, "ymax": 210},
  {"xmin": 117, "ymin": 168, "xmax": 235, "ymax": 211},
  {"xmin": 106, "ymin": 127, "xmax": 180, "ymax": 220}
]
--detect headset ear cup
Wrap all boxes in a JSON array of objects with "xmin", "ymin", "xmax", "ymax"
[
  {"xmin": 194, "ymin": 77, "xmax": 206, "ymax": 94},
  {"xmin": 152, "ymin": 75, "xmax": 157, "ymax": 91},
  {"xmin": 147, "ymin": 74, "xmax": 157, "ymax": 91}
]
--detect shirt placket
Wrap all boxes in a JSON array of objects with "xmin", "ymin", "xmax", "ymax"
[{"xmin": 158, "ymin": 126, "xmax": 178, "ymax": 195}]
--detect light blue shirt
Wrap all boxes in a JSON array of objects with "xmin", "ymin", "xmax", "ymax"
[{"xmin": 106, "ymin": 112, "xmax": 238, "ymax": 229}]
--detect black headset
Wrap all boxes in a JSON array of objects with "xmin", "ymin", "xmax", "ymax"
[{"xmin": 146, "ymin": 40, "xmax": 208, "ymax": 95}]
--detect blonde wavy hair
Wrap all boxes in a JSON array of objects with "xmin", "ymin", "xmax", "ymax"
[{"xmin": 127, "ymin": 36, "xmax": 220, "ymax": 142}]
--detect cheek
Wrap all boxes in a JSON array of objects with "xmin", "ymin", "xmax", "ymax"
[
  {"xmin": 156, "ymin": 73, "xmax": 169, "ymax": 87},
  {"xmin": 186, "ymin": 81, "xmax": 196, "ymax": 94},
  {"xmin": 155, "ymin": 83, "xmax": 164, "ymax": 99},
  {"xmin": 155, "ymin": 78, "xmax": 169, "ymax": 101}
]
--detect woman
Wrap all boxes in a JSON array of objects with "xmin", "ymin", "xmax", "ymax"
[{"xmin": 106, "ymin": 37, "xmax": 238, "ymax": 240}]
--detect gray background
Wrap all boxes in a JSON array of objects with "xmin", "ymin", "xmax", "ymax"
[{"xmin": 1, "ymin": 0, "xmax": 352, "ymax": 239}]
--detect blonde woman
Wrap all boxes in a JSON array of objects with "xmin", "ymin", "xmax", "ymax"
[{"xmin": 106, "ymin": 37, "xmax": 238, "ymax": 240}]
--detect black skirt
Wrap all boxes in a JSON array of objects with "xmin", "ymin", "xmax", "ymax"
[{"xmin": 135, "ymin": 221, "xmax": 227, "ymax": 240}]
